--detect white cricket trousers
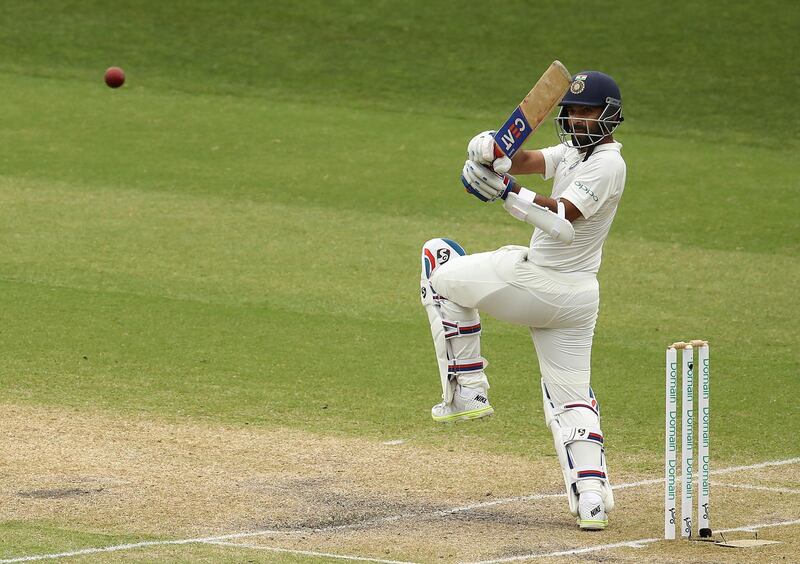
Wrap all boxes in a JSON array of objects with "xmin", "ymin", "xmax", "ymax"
[{"xmin": 430, "ymin": 245, "xmax": 600, "ymax": 407}]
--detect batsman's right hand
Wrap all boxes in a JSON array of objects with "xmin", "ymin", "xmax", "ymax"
[
  {"xmin": 461, "ymin": 160, "xmax": 516, "ymax": 202},
  {"xmin": 467, "ymin": 130, "xmax": 512, "ymax": 174}
]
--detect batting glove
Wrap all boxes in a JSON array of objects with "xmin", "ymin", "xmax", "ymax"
[
  {"xmin": 461, "ymin": 160, "xmax": 517, "ymax": 202},
  {"xmin": 467, "ymin": 130, "xmax": 512, "ymax": 174}
]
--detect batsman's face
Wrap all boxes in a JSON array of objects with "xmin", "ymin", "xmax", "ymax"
[{"xmin": 567, "ymin": 105, "xmax": 603, "ymax": 135}]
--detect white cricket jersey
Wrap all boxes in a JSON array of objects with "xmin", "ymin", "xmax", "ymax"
[{"xmin": 529, "ymin": 142, "xmax": 626, "ymax": 274}]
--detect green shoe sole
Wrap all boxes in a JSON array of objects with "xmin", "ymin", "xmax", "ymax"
[
  {"xmin": 432, "ymin": 406, "xmax": 494, "ymax": 423},
  {"xmin": 577, "ymin": 518, "xmax": 608, "ymax": 530}
]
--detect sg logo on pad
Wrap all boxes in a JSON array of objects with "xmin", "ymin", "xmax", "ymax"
[{"xmin": 436, "ymin": 249, "xmax": 451, "ymax": 264}]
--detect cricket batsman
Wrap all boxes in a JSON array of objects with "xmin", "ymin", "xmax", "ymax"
[{"xmin": 419, "ymin": 71, "xmax": 626, "ymax": 530}]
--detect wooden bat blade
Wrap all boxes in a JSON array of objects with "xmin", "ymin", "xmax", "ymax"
[
  {"xmin": 493, "ymin": 60, "xmax": 572, "ymax": 159},
  {"xmin": 519, "ymin": 60, "xmax": 572, "ymax": 130}
]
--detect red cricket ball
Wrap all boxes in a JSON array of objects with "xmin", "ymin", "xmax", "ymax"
[{"xmin": 104, "ymin": 67, "xmax": 125, "ymax": 88}]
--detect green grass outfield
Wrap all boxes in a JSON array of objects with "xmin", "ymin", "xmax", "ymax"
[{"xmin": 1, "ymin": 1, "xmax": 798, "ymax": 561}]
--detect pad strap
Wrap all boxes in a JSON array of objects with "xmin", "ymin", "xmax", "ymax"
[
  {"xmin": 442, "ymin": 318, "xmax": 481, "ymax": 339},
  {"xmin": 575, "ymin": 466, "xmax": 608, "ymax": 481},
  {"xmin": 448, "ymin": 356, "xmax": 486, "ymax": 375},
  {"xmin": 559, "ymin": 400, "xmax": 599, "ymax": 417}
]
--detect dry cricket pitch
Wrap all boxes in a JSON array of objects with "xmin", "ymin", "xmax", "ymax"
[{"xmin": 1, "ymin": 404, "xmax": 798, "ymax": 563}]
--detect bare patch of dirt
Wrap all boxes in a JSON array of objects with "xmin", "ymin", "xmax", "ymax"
[{"xmin": 17, "ymin": 487, "xmax": 104, "ymax": 499}]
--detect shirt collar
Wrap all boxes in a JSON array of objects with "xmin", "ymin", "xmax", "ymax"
[{"xmin": 591, "ymin": 141, "xmax": 622, "ymax": 153}]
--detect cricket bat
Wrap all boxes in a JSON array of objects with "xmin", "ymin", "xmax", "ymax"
[{"xmin": 492, "ymin": 61, "xmax": 573, "ymax": 160}]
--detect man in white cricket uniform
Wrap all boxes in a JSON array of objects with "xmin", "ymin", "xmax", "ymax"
[{"xmin": 419, "ymin": 71, "xmax": 626, "ymax": 529}]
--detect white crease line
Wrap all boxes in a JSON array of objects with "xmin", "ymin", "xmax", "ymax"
[
  {"xmin": 2, "ymin": 457, "xmax": 799, "ymax": 563},
  {"xmin": 712, "ymin": 482, "xmax": 800, "ymax": 495},
  {"xmin": 0, "ymin": 529, "xmax": 279, "ymax": 563},
  {"xmin": 206, "ymin": 540, "xmax": 417, "ymax": 564},
  {"xmin": 611, "ymin": 477, "xmax": 662, "ymax": 490},
  {"xmin": 462, "ymin": 517, "xmax": 800, "ymax": 563},
  {"xmin": 711, "ymin": 457, "xmax": 800, "ymax": 475},
  {"xmin": 717, "ymin": 517, "xmax": 800, "ymax": 534}
]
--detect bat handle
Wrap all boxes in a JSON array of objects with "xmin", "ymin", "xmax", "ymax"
[{"xmin": 493, "ymin": 143, "xmax": 506, "ymax": 160}]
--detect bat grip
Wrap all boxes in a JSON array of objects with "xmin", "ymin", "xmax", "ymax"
[{"xmin": 493, "ymin": 143, "xmax": 505, "ymax": 160}]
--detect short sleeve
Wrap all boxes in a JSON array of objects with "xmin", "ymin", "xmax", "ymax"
[
  {"xmin": 539, "ymin": 144, "xmax": 568, "ymax": 181},
  {"xmin": 559, "ymin": 157, "xmax": 623, "ymax": 219}
]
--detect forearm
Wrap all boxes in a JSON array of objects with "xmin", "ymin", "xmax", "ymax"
[
  {"xmin": 535, "ymin": 194, "xmax": 559, "ymax": 213},
  {"xmin": 508, "ymin": 149, "xmax": 546, "ymax": 176}
]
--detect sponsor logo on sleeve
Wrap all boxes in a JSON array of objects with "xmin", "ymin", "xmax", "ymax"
[{"xmin": 574, "ymin": 181, "xmax": 599, "ymax": 202}]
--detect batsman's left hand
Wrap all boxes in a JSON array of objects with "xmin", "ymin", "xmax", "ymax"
[{"xmin": 461, "ymin": 160, "xmax": 517, "ymax": 202}]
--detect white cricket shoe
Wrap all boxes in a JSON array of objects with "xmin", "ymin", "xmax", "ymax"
[
  {"xmin": 431, "ymin": 385, "xmax": 494, "ymax": 422},
  {"xmin": 577, "ymin": 491, "xmax": 608, "ymax": 530}
]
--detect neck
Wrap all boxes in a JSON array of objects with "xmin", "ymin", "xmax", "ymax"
[{"xmin": 579, "ymin": 135, "xmax": 614, "ymax": 154}]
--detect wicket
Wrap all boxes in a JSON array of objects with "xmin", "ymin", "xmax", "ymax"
[{"xmin": 664, "ymin": 339, "xmax": 711, "ymax": 540}]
